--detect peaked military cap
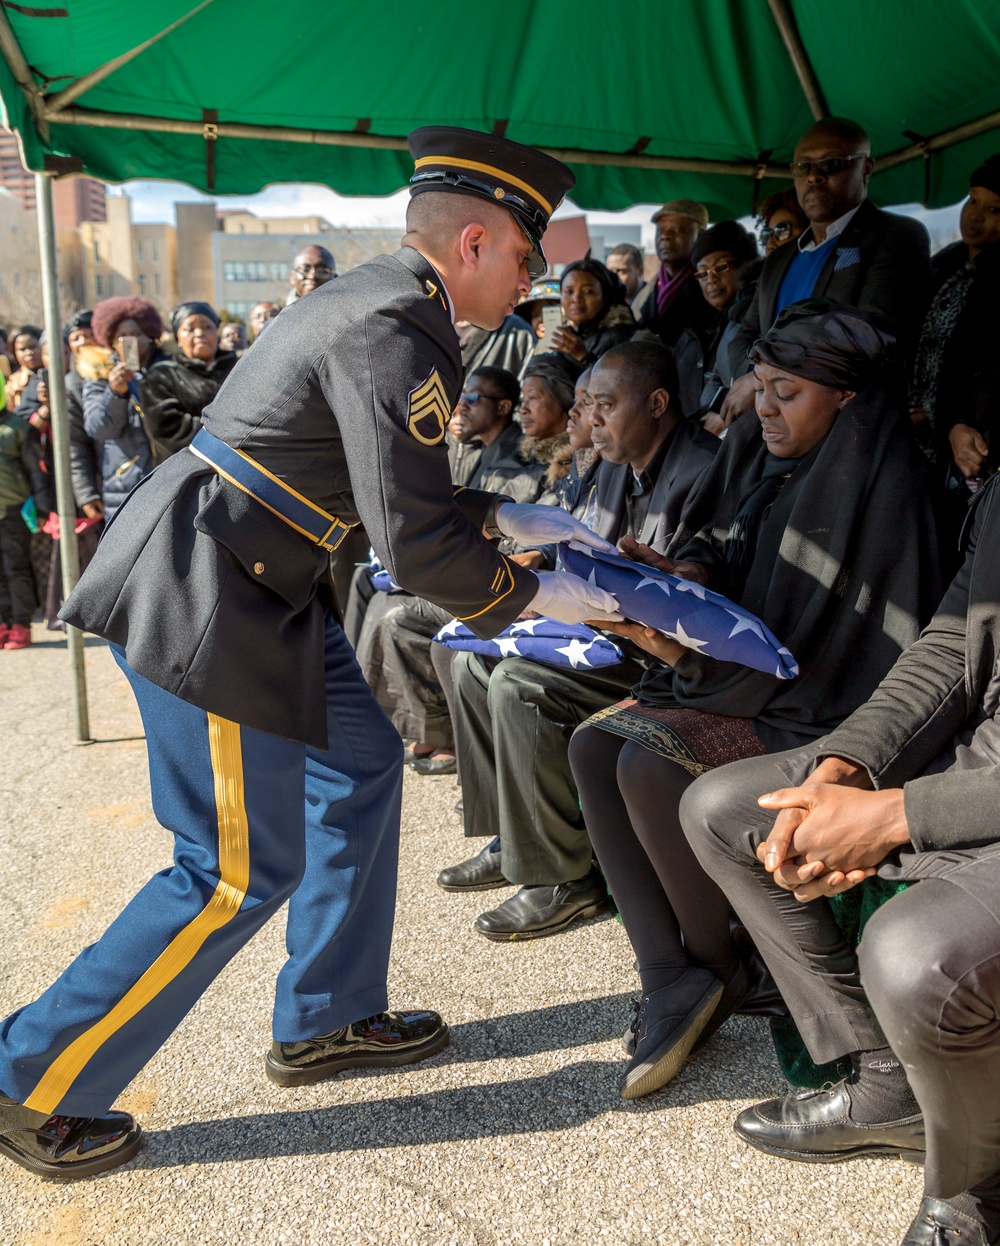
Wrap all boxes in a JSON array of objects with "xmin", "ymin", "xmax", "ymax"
[{"xmin": 407, "ymin": 126, "xmax": 575, "ymax": 278}]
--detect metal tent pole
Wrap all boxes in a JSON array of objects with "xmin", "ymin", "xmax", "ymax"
[{"xmin": 35, "ymin": 171, "xmax": 92, "ymax": 743}]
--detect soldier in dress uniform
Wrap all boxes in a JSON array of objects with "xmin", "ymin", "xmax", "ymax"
[{"xmin": 0, "ymin": 128, "xmax": 623, "ymax": 1178}]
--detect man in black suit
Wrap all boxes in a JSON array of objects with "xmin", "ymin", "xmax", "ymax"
[
  {"xmin": 681, "ymin": 474, "xmax": 1000, "ymax": 1245},
  {"xmin": 720, "ymin": 117, "xmax": 931, "ymax": 425},
  {"xmin": 632, "ymin": 199, "xmax": 716, "ymax": 350},
  {"xmin": 438, "ymin": 340, "xmax": 717, "ymax": 940}
]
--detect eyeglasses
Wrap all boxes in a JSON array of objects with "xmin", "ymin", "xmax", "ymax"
[
  {"xmin": 760, "ymin": 221, "xmax": 796, "ymax": 244},
  {"xmin": 293, "ymin": 265, "xmax": 334, "ymax": 279},
  {"xmin": 694, "ymin": 260, "xmax": 737, "ymax": 282},
  {"xmin": 789, "ymin": 154, "xmax": 866, "ymax": 179},
  {"xmin": 459, "ymin": 391, "xmax": 500, "ymax": 405}
]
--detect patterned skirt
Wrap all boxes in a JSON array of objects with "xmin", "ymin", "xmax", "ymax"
[{"xmin": 586, "ymin": 698, "xmax": 767, "ymax": 778}]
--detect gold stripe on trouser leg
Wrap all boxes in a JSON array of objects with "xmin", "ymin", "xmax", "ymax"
[{"xmin": 25, "ymin": 715, "xmax": 251, "ymax": 1113}]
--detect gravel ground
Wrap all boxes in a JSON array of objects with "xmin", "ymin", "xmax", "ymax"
[{"xmin": 0, "ymin": 626, "xmax": 923, "ymax": 1245}]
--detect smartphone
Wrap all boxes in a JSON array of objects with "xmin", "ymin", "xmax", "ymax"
[
  {"xmin": 120, "ymin": 335, "xmax": 141, "ymax": 371},
  {"xmin": 541, "ymin": 305, "xmax": 563, "ymax": 341}
]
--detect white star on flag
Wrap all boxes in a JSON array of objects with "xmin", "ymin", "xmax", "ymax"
[
  {"xmin": 636, "ymin": 575, "xmax": 672, "ymax": 595},
  {"xmin": 554, "ymin": 638, "xmax": 596, "ymax": 669},
  {"xmin": 659, "ymin": 619, "xmax": 710, "ymax": 653},
  {"xmin": 510, "ymin": 618, "xmax": 545, "ymax": 635},
  {"xmin": 671, "ymin": 578, "xmax": 707, "ymax": 600},
  {"xmin": 439, "ymin": 618, "xmax": 463, "ymax": 638},
  {"xmin": 495, "ymin": 637, "xmax": 522, "ymax": 657},
  {"xmin": 724, "ymin": 609, "xmax": 768, "ymax": 643}
]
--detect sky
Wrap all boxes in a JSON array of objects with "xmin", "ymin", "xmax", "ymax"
[{"xmin": 119, "ymin": 179, "xmax": 964, "ymax": 252}]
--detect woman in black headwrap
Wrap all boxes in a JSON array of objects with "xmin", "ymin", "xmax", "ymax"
[
  {"xmin": 568, "ymin": 298, "xmax": 945, "ymax": 1103},
  {"xmin": 138, "ymin": 301, "xmax": 238, "ymax": 458},
  {"xmin": 547, "ymin": 258, "xmax": 637, "ymax": 365}
]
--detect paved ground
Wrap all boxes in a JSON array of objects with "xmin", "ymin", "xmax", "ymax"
[{"xmin": 0, "ymin": 626, "xmax": 923, "ymax": 1245}]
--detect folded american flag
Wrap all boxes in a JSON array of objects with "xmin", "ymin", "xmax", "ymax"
[
  {"xmin": 561, "ymin": 545, "xmax": 798, "ymax": 680},
  {"xmin": 433, "ymin": 617, "xmax": 623, "ymax": 671}
]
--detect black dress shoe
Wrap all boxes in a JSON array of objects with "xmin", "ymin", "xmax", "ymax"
[
  {"xmin": 0, "ymin": 1094, "xmax": 142, "ymax": 1179},
  {"xmin": 436, "ymin": 837, "xmax": 507, "ymax": 892},
  {"xmin": 902, "ymin": 1197, "xmax": 996, "ymax": 1245},
  {"xmin": 411, "ymin": 755, "xmax": 457, "ymax": 776},
  {"xmin": 475, "ymin": 872, "xmax": 607, "ymax": 941},
  {"xmin": 620, "ymin": 969, "xmax": 723, "ymax": 1100},
  {"xmin": 735, "ymin": 1080, "xmax": 925, "ymax": 1164},
  {"xmin": 266, "ymin": 1009, "xmax": 449, "ymax": 1087}
]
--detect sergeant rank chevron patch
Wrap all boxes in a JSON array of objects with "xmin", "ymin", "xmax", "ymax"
[{"xmin": 407, "ymin": 368, "xmax": 450, "ymax": 445}]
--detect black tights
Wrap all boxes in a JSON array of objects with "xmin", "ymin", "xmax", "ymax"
[{"xmin": 569, "ymin": 724, "xmax": 738, "ymax": 994}]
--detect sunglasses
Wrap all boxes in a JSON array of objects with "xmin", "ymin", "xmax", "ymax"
[
  {"xmin": 695, "ymin": 260, "xmax": 737, "ymax": 282},
  {"xmin": 459, "ymin": 391, "xmax": 500, "ymax": 405},
  {"xmin": 789, "ymin": 154, "xmax": 866, "ymax": 179},
  {"xmin": 760, "ymin": 221, "xmax": 796, "ymax": 244},
  {"xmin": 293, "ymin": 265, "xmax": 334, "ymax": 279}
]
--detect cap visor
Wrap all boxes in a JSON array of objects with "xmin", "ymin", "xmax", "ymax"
[{"xmin": 515, "ymin": 217, "xmax": 547, "ymax": 278}]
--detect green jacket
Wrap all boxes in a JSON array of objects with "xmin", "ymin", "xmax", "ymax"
[{"xmin": 0, "ymin": 408, "xmax": 31, "ymax": 512}]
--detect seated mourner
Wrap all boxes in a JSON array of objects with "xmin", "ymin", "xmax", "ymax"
[
  {"xmin": 680, "ymin": 369, "xmax": 1000, "ymax": 1246},
  {"xmin": 354, "ymin": 361, "xmax": 562, "ymax": 767},
  {"xmin": 437, "ymin": 339, "xmax": 717, "ymax": 939},
  {"xmin": 568, "ymin": 299, "xmax": 944, "ymax": 1102}
]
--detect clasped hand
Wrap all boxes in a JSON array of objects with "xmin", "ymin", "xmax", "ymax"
[{"xmin": 755, "ymin": 757, "xmax": 910, "ymax": 902}]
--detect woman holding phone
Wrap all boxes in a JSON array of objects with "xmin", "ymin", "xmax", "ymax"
[
  {"xmin": 547, "ymin": 258, "xmax": 637, "ymax": 365},
  {"xmin": 82, "ymin": 297, "xmax": 165, "ymax": 521}
]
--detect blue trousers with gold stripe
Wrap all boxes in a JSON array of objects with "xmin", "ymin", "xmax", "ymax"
[{"xmin": 0, "ymin": 614, "xmax": 404, "ymax": 1117}]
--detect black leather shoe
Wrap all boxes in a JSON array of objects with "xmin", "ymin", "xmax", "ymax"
[
  {"xmin": 620, "ymin": 970, "xmax": 723, "ymax": 1100},
  {"xmin": 266, "ymin": 1009, "xmax": 449, "ymax": 1087},
  {"xmin": 411, "ymin": 755, "xmax": 457, "ymax": 776},
  {"xmin": 0, "ymin": 1094, "xmax": 142, "ymax": 1179},
  {"xmin": 475, "ymin": 872, "xmax": 607, "ymax": 941},
  {"xmin": 902, "ymin": 1197, "xmax": 996, "ymax": 1245},
  {"xmin": 735, "ymin": 1080, "xmax": 925, "ymax": 1164},
  {"xmin": 437, "ymin": 837, "xmax": 507, "ymax": 892}
]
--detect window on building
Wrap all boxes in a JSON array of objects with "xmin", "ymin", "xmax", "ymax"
[
  {"xmin": 269, "ymin": 261, "xmax": 286, "ymax": 281},
  {"xmin": 225, "ymin": 301, "xmax": 249, "ymax": 317},
  {"xmin": 223, "ymin": 260, "xmax": 247, "ymax": 282},
  {"xmin": 107, "ymin": 274, "xmax": 114, "ymax": 295},
  {"xmin": 136, "ymin": 241, "xmax": 145, "ymax": 263},
  {"xmin": 93, "ymin": 240, "xmax": 100, "ymax": 262},
  {"xmin": 154, "ymin": 273, "xmax": 161, "ymax": 295},
  {"xmin": 152, "ymin": 241, "xmax": 159, "ymax": 262},
  {"xmin": 95, "ymin": 274, "xmax": 103, "ymax": 296},
  {"xmin": 138, "ymin": 274, "xmax": 147, "ymax": 295}
]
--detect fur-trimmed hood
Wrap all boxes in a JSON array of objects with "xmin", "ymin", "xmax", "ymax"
[
  {"xmin": 74, "ymin": 344, "xmax": 115, "ymax": 382},
  {"xmin": 519, "ymin": 430, "xmax": 571, "ymax": 480}
]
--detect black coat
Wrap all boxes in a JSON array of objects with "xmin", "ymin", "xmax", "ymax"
[
  {"xmin": 730, "ymin": 199, "xmax": 932, "ymax": 368},
  {"xmin": 139, "ymin": 350, "xmax": 239, "ymax": 458},
  {"xmin": 65, "ymin": 367, "xmax": 101, "ymax": 510},
  {"xmin": 633, "ymin": 268, "xmax": 717, "ymax": 350},
  {"xmin": 590, "ymin": 418, "xmax": 717, "ymax": 551},
  {"xmin": 637, "ymin": 389, "xmax": 945, "ymax": 749},
  {"xmin": 819, "ymin": 473, "xmax": 1000, "ymax": 862},
  {"xmin": 62, "ymin": 247, "xmax": 538, "ymax": 747}
]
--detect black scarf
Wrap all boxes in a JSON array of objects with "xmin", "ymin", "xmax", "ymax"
[
  {"xmin": 722, "ymin": 453, "xmax": 802, "ymax": 599},
  {"xmin": 635, "ymin": 389, "xmax": 945, "ymax": 749}
]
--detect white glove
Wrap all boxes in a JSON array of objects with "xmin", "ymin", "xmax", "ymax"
[
  {"xmin": 495, "ymin": 502, "xmax": 614, "ymax": 553},
  {"xmin": 530, "ymin": 570, "xmax": 622, "ymax": 625}
]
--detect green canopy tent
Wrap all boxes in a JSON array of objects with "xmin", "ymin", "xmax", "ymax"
[{"xmin": 1, "ymin": 0, "xmax": 999, "ymax": 738}]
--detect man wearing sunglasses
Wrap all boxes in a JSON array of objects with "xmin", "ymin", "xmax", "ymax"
[
  {"xmin": 287, "ymin": 245, "xmax": 336, "ymax": 305},
  {"xmin": 720, "ymin": 117, "xmax": 931, "ymax": 426}
]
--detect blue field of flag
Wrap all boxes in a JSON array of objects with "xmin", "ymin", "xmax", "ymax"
[{"xmin": 561, "ymin": 545, "xmax": 798, "ymax": 680}]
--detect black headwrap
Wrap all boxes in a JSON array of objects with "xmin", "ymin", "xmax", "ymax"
[
  {"xmin": 749, "ymin": 298, "xmax": 895, "ymax": 391},
  {"xmin": 66, "ymin": 309, "xmax": 93, "ymax": 333},
  {"xmin": 170, "ymin": 301, "xmax": 220, "ymax": 336},
  {"xmin": 523, "ymin": 352, "xmax": 584, "ymax": 411},
  {"xmin": 690, "ymin": 221, "xmax": 758, "ymax": 269},
  {"xmin": 970, "ymin": 154, "xmax": 1000, "ymax": 197}
]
